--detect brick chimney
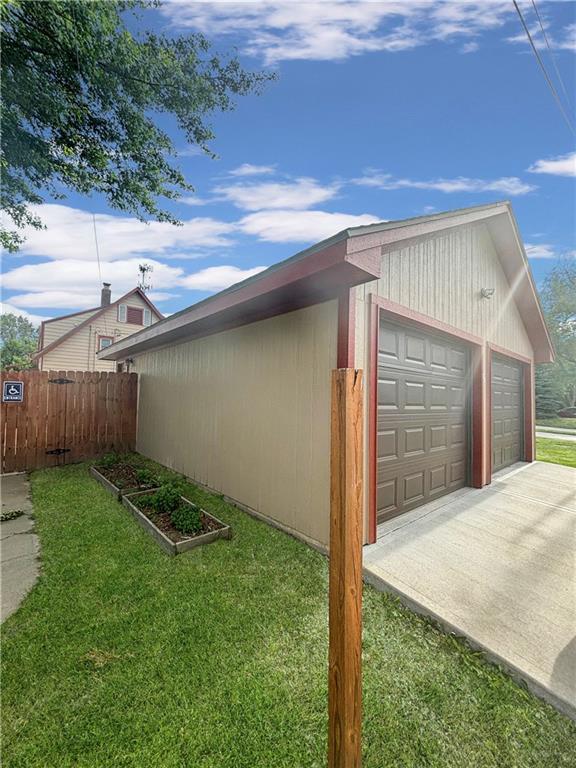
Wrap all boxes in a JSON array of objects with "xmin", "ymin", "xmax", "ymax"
[{"xmin": 101, "ymin": 282, "xmax": 111, "ymax": 307}]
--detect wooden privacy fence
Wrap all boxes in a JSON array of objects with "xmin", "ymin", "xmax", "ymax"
[{"xmin": 1, "ymin": 370, "xmax": 138, "ymax": 473}]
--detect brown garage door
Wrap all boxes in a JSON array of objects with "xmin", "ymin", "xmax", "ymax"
[
  {"xmin": 376, "ymin": 320, "xmax": 470, "ymax": 523},
  {"xmin": 492, "ymin": 355, "xmax": 523, "ymax": 472}
]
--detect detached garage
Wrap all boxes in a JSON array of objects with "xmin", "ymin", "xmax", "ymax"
[{"xmin": 100, "ymin": 201, "xmax": 554, "ymax": 550}]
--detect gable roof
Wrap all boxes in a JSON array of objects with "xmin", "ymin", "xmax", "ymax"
[
  {"xmin": 99, "ymin": 202, "xmax": 554, "ymax": 364},
  {"xmin": 35, "ymin": 287, "xmax": 163, "ymax": 362}
]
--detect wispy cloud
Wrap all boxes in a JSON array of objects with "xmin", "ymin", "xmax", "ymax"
[
  {"xmin": 11, "ymin": 204, "xmax": 236, "ymax": 261},
  {"xmin": 181, "ymin": 265, "xmax": 267, "ymax": 291},
  {"xmin": 214, "ymin": 178, "xmax": 341, "ymax": 210},
  {"xmin": 353, "ymin": 171, "xmax": 536, "ymax": 195},
  {"xmin": 508, "ymin": 20, "xmax": 576, "ymax": 52},
  {"xmin": 525, "ymin": 243, "xmax": 556, "ymax": 259},
  {"xmin": 3, "ymin": 257, "xmax": 268, "ymax": 311},
  {"xmin": 161, "ymin": 1, "xmax": 515, "ymax": 64},
  {"xmin": 0, "ymin": 302, "xmax": 49, "ymax": 326},
  {"xmin": 527, "ymin": 152, "xmax": 576, "ymax": 177},
  {"xmin": 238, "ymin": 209, "xmax": 380, "ymax": 242},
  {"xmin": 228, "ymin": 163, "xmax": 276, "ymax": 177}
]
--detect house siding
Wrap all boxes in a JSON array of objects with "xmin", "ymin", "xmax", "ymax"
[
  {"xmin": 39, "ymin": 293, "xmax": 157, "ymax": 372},
  {"xmin": 354, "ymin": 221, "xmax": 535, "ymax": 540},
  {"xmin": 354, "ymin": 222, "xmax": 534, "ymax": 370},
  {"xmin": 133, "ymin": 301, "xmax": 338, "ymax": 548}
]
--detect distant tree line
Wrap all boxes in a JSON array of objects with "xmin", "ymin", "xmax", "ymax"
[{"xmin": 535, "ymin": 260, "xmax": 576, "ymax": 418}]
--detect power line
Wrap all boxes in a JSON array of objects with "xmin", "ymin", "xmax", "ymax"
[
  {"xmin": 512, "ymin": 0, "xmax": 575, "ymax": 135},
  {"xmin": 530, "ymin": 0, "xmax": 573, "ymax": 108},
  {"xmin": 92, "ymin": 213, "xmax": 102, "ymax": 284}
]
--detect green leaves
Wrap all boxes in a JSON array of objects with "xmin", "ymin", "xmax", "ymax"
[
  {"xmin": 1, "ymin": 0, "xmax": 274, "ymax": 247},
  {"xmin": 0, "ymin": 313, "xmax": 39, "ymax": 370}
]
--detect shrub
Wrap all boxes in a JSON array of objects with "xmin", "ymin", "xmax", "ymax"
[
  {"xmin": 135, "ymin": 468, "xmax": 157, "ymax": 487},
  {"xmin": 148, "ymin": 484, "xmax": 182, "ymax": 514},
  {"xmin": 171, "ymin": 503, "xmax": 202, "ymax": 535},
  {"xmin": 99, "ymin": 452, "xmax": 120, "ymax": 470}
]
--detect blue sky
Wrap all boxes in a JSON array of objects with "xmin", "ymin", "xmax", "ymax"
[{"xmin": 2, "ymin": 0, "xmax": 575, "ymax": 324}]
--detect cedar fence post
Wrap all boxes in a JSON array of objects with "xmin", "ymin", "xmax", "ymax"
[{"xmin": 328, "ymin": 368, "xmax": 364, "ymax": 768}]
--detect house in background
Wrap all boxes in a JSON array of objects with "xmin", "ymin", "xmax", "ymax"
[
  {"xmin": 35, "ymin": 284, "xmax": 163, "ymax": 372},
  {"xmin": 99, "ymin": 202, "xmax": 553, "ymax": 549}
]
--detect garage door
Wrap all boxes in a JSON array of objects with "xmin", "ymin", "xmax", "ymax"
[
  {"xmin": 376, "ymin": 320, "xmax": 470, "ymax": 523},
  {"xmin": 492, "ymin": 355, "xmax": 523, "ymax": 472}
]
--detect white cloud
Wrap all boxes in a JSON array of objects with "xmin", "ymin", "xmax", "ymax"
[
  {"xmin": 239, "ymin": 209, "xmax": 381, "ymax": 242},
  {"xmin": 0, "ymin": 302, "xmax": 49, "ymax": 326},
  {"xmin": 3, "ymin": 257, "xmax": 268, "ymax": 310},
  {"xmin": 508, "ymin": 21, "xmax": 576, "ymax": 52},
  {"xmin": 215, "ymin": 178, "xmax": 340, "ymax": 210},
  {"xmin": 7, "ymin": 290, "xmax": 178, "ymax": 310},
  {"xmin": 10, "ymin": 204, "xmax": 236, "ymax": 261},
  {"xmin": 228, "ymin": 163, "xmax": 276, "ymax": 177},
  {"xmin": 161, "ymin": 1, "xmax": 514, "ymax": 64},
  {"xmin": 525, "ymin": 243, "xmax": 556, "ymax": 259},
  {"xmin": 527, "ymin": 152, "xmax": 576, "ymax": 177},
  {"xmin": 181, "ymin": 265, "xmax": 267, "ymax": 291},
  {"xmin": 3, "ymin": 258, "xmax": 185, "ymax": 301},
  {"xmin": 353, "ymin": 171, "xmax": 535, "ymax": 195}
]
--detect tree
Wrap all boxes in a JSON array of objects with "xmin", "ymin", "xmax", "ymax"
[
  {"xmin": 1, "ymin": 0, "xmax": 274, "ymax": 251},
  {"xmin": 537, "ymin": 259, "xmax": 576, "ymax": 413},
  {"xmin": 0, "ymin": 313, "xmax": 39, "ymax": 370}
]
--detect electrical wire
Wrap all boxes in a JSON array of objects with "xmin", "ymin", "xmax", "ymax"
[
  {"xmin": 530, "ymin": 0, "xmax": 573, "ymax": 108},
  {"xmin": 512, "ymin": 0, "xmax": 575, "ymax": 135}
]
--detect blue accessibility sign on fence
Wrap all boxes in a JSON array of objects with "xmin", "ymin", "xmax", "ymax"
[{"xmin": 3, "ymin": 381, "xmax": 24, "ymax": 402}]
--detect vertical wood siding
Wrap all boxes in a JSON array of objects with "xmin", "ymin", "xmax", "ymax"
[
  {"xmin": 355, "ymin": 223, "xmax": 534, "ymax": 370},
  {"xmin": 134, "ymin": 301, "xmax": 338, "ymax": 547},
  {"xmin": 355, "ymin": 222, "xmax": 535, "ymax": 539}
]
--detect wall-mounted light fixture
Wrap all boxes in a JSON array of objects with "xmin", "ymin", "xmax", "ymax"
[{"xmin": 480, "ymin": 287, "xmax": 495, "ymax": 299}]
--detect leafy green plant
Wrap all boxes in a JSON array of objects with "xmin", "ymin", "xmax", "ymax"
[
  {"xmin": 171, "ymin": 503, "xmax": 202, "ymax": 535},
  {"xmin": 148, "ymin": 484, "xmax": 182, "ymax": 514},
  {"xmin": 134, "ymin": 468, "xmax": 157, "ymax": 488},
  {"xmin": 98, "ymin": 453, "xmax": 120, "ymax": 470}
]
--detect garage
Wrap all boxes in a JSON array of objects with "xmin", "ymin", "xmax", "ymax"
[
  {"xmin": 376, "ymin": 319, "xmax": 470, "ymax": 523},
  {"xmin": 492, "ymin": 354, "xmax": 524, "ymax": 472}
]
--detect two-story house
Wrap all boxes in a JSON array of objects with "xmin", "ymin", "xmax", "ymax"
[{"xmin": 34, "ymin": 283, "xmax": 163, "ymax": 372}]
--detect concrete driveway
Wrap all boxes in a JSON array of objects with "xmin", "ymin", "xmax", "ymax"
[{"xmin": 363, "ymin": 461, "xmax": 576, "ymax": 719}]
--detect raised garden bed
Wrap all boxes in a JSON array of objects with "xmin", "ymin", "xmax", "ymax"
[
  {"xmin": 90, "ymin": 463, "xmax": 158, "ymax": 500},
  {"xmin": 123, "ymin": 490, "xmax": 231, "ymax": 556}
]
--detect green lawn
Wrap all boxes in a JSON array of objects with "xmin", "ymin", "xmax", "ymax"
[
  {"xmin": 2, "ymin": 463, "xmax": 575, "ymax": 767},
  {"xmin": 536, "ymin": 416, "xmax": 576, "ymax": 431},
  {"xmin": 536, "ymin": 437, "xmax": 576, "ymax": 468}
]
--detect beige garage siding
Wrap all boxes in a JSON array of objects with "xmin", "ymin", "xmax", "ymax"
[
  {"xmin": 133, "ymin": 301, "xmax": 338, "ymax": 548},
  {"xmin": 354, "ymin": 222, "xmax": 534, "ymax": 369}
]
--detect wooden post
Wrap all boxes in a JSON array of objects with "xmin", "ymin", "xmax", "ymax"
[{"xmin": 329, "ymin": 368, "xmax": 364, "ymax": 768}]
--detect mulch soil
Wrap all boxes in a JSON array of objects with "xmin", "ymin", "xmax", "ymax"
[
  {"xmin": 96, "ymin": 463, "xmax": 156, "ymax": 491},
  {"xmin": 130, "ymin": 491, "xmax": 223, "ymax": 543}
]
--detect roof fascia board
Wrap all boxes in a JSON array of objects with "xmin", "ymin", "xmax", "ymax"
[{"xmin": 99, "ymin": 239, "xmax": 380, "ymax": 360}]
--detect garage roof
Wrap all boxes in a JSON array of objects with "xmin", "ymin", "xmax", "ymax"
[{"xmin": 99, "ymin": 201, "xmax": 554, "ymax": 364}]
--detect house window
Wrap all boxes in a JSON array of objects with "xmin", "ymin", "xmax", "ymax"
[
  {"xmin": 126, "ymin": 306, "xmax": 144, "ymax": 325},
  {"xmin": 98, "ymin": 335, "xmax": 114, "ymax": 352}
]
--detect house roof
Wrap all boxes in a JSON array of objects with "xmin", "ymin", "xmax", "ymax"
[
  {"xmin": 99, "ymin": 202, "xmax": 554, "ymax": 364},
  {"xmin": 35, "ymin": 287, "xmax": 163, "ymax": 361}
]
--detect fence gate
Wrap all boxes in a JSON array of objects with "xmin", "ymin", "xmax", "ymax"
[{"xmin": 1, "ymin": 370, "xmax": 138, "ymax": 473}]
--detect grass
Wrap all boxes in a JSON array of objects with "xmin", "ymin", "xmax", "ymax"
[
  {"xmin": 2, "ymin": 462, "xmax": 575, "ymax": 768},
  {"xmin": 536, "ymin": 437, "xmax": 576, "ymax": 468},
  {"xmin": 536, "ymin": 416, "xmax": 576, "ymax": 431}
]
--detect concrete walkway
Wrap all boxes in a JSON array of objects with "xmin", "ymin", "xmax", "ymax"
[
  {"xmin": 536, "ymin": 431, "xmax": 576, "ymax": 443},
  {"xmin": 1, "ymin": 473, "xmax": 40, "ymax": 622},
  {"xmin": 364, "ymin": 461, "xmax": 576, "ymax": 719}
]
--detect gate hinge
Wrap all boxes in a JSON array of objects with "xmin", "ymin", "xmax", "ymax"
[
  {"xmin": 48, "ymin": 378, "xmax": 75, "ymax": 385},
  {"xmin": 45, "ymin": 448, "xmax": 71, "ymax": 456}
]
